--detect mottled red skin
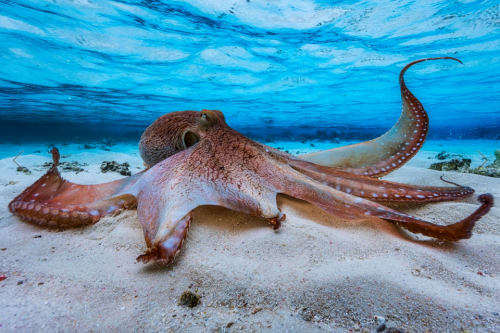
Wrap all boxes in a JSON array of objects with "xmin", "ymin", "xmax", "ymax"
[{"xmin": 8, "ymin": 59, "xmax": 495, "ymax": 265}]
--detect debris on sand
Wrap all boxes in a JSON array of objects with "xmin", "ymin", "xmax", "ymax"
[
  {"xmin": 100, "ymin": 161, "xmax": 131, "ymax": 176},
  {"xmin": 429, "ymin": 149, "xmax": 500, "ymax": 178},
  {"xmin": 429, "ymin": 158, "xmax": 471, "ymax": 172},
  {"xmin": 470, "ymin": 149, "xmax": 500, "ymax": 178},
  {"xmin": 178, "ymin": 291, "xmax": 200, "ymax": 308},
  {"xmin": 16, "ymin": 166, "xmax": 32, "ymax": 175},
  {"xmin": 41, "ymin": 161, "xmax": 87, "ymax": 173},
  {"xmin": 13, "ymin": 150, "xmax": 31, "ymax": 175}
]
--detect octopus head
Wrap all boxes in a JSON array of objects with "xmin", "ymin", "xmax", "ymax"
[{"xmin": 139, "ymin": 109, "xmax": 226, "ymax": 167}]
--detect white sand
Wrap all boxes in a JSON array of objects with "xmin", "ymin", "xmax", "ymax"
[{"xmin": 0, "ymin": 141, "xmax": 499, "ymax": 332}]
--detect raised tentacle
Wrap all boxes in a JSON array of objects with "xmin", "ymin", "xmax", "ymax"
[
  {"xmin": 8, "ymin": 148, "xmax": 141, "ymax": 228},
  {"xmin": 274, "ymin": 171, "xmax": 492, "ymax": 241},
  {"xmin": 300, "ymin": 57, "xmax": 462, "ymax": 178},
  {"xmin": 288, "ymin": 157, "xmax": 474, "ymax": 203}
]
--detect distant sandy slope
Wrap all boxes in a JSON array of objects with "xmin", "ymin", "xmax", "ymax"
[{"xmin": 0, "ymin": 145, "xmax": 499, "ymax": 332}]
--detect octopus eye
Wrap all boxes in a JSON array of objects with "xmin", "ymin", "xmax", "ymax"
[
  {"xmin": 183, "ymin": 130, "xmax": 200, "ymax": 148},
  {"xmin": 201, "ymin": 113, "xmax": 208, "ymax": 119}
]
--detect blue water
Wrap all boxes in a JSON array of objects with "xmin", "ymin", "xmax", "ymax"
[{"xmin": 0, "ymin": 0, "xmax": 499, "ymax": 142}]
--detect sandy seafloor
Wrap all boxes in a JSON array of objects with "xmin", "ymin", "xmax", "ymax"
[{"xmin": 0, "ymin": 139, "xmax": 499, "ymax": 333}]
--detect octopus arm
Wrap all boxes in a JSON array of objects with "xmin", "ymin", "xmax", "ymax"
[
  {"xmin": 275, "ymin": 171, "xmax": 493, "ymax": 241},
  {"xmin": 300, "ymin": 57, "xmax": 462, "ymax": 178},
  {"xmin": 134, "ymin": 147, "xmax": 286, "ymax": 264},
  {"xmin": 8, "ymin": 148, "xmax": 140, "ymax": 228},
  {"xmin": 288, "ymin": 157, "xmax": 475, "ymax": 203}
]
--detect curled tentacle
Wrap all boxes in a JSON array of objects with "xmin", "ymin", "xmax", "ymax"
[
  {"xmin": 301, "ymin": 57, "xmax": 462, "ymax": 178},
  {"xmin": 8, "ymin": 148, "xmax": 141, "ymax": 228},
  {"xmin": 275, "ymin": 171, "xmax": 492, "ymax": 241},
  {"xmin": 386, "ymin": 194, "xmax": 493, "ymax": 240},
  {"xmin": 288, "ymin": 157, "xmax": 474, "ymax": 203}
]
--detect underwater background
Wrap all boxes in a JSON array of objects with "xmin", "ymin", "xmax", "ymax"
[{"xmin": 0, "ymin": 0, "xmax": 499, "ymax": 143}]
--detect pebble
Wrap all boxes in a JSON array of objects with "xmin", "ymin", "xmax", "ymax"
[
  {"xmin": 252, "ymin": 306, "xmax": 262, "ymax": 314},
  {"xmin": 299, "ymin": 308, "xmax": 314, "ymax": 321},
  {"xmin": 178, "ymin": 291, "xmax": 200, "ymax": 308}
]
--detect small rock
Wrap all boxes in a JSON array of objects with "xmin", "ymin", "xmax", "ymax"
[
  {"xmin": 377, "ymin": 323, "xmax": 387, "ymax": 332},
  {"xmin": 178, "ymin": 291, "xmax": 200, "ymax": 308},
  {"xmin": 33, "ymin": 235, "xmax": 42, "ymax": 238},
  {"xmin": 7, "ymin": 180, "xmax": 19, "ymax": 186},
  {"xmin": 299, "ymin": 307, "xmax": 314, "ymax": 321},
  {"xmin": 252, "ymin": 306, "xmax": 262, "ymax": 314},
  {"xmin": 17, "ymin": 280, "xmax": 23, "ymax": 285},
  {"xmin": 386, "ymin": 328, "xmax": 405, "ymax": 333},
  {"xmin": 83, "ymin": 144, "xmax": 96, "ymax": 149},
  {"xmin": 353, "ymin": 324, "xmax": 360, "ymax": 331}
]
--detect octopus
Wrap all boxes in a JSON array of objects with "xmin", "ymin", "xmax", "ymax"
[{"xmin": 8, "ymin": 57, "xmax": 494, "ymax": 265}]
